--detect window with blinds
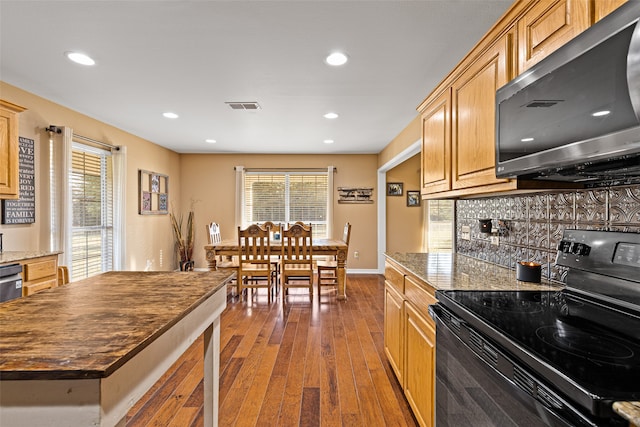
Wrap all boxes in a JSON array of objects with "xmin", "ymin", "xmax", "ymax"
[
  {"xmin": 70, "ymin": 145, "xmax": 113, "ymax": 280},
  {"xmin": 244, "ymin": 171, "xmax": 328, "ymax": 237},
  {"xmin": 426, "ymin": 199, "xmax": 453, "ymax": 252}
]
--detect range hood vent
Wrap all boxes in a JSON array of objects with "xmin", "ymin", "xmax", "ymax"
[
  {"xmin": 524, "ymin": 100, "xmax": 563, "ymax": 108},
  {"xmin": 225, "ymin": 102, "xmax": 261, "ymax": 110}
]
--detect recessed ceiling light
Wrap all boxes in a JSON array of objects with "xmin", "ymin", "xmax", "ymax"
[
  {"xmin": 65, "ymin": 51, "xmax": 95, "ymax": 66},
  {"xmin": 162, "ymin": 112, "xmax": 179, "ymax": 119},
  {"xmin": 592, "ymin": 110, "xmax": 611, "ymax": 117},
  {"xmin": 325, "ymin": 52, "xmax": 348, "ymax": 66},
  {"xmin": 323, "ymin": 139, "xmax": 334, "ymax": 144},
  {"xmin": 521, "ymin": 137, "xmax": 534, "ymax": 142},
  {"xmin": 205, "ymin": 139, "xmax": 217, "ymax": 144},
  {"xmin": 323, "ymin": 112, "xmax": 339, "ymax": 119}
]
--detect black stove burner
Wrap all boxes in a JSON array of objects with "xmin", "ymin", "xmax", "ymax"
[{"xmin": 535, "ymin": 323, "xmax": 635, "ymax": 362}]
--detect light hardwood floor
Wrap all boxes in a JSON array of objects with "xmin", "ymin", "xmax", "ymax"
[{"xmin": 127, "ymin": 274, "xmax": 418, "ymax": 426}]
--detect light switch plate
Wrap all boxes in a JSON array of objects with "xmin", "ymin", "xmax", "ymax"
[{"xmin": 461, "ymin": 226, "xmax": 471, "ymax": 241}]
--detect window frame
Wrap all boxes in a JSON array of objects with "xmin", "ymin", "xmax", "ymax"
[
  {"xmin": 69, "ymin": 142, "xmax": 114, "ymax": 280},
  {"xmin": 242, "ymin": 170, "xmax": 329, "ymax": 238}
]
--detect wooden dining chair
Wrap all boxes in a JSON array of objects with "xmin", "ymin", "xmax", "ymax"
[
  {"xmin": 206, "ymin": 222, "xmax": 239, "ymax": 294},
  {"xmin": 260, "ymin": 221, "xmax": 281, "ymax": 237},
  {"xmin": 57, "ymin": 266, "xmax": 70, "ymax": 286},
  {"xmin": 237, "ymin": 224, "xmax": 277, "ymax": 302},
  {"xmin": 316, "ymin": 222, "xmax": 351, "ymax": 294},
  {"xmin": 281, "ymin": 223, "xmax": 314, "ymax": 302}
]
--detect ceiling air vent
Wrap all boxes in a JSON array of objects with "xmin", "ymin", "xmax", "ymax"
[{"xmin": 225, "ymin": 102, "xmax": 261, "ymax": 110}]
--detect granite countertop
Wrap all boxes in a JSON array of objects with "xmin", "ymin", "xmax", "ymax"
[
  {"xmin": 385, "ymin": 252, "xmax": 640, "ymax": 426},
  {"xmin": 385, "ymin": 252, "xmax": 562, "ymax": 292},
  {"xmin": 0, "ymin": 270, "xmax": 233, "ymax": 380},
  {"xmin": 0, "ymin": 250, "xmax": 62, "ymax": 264}
]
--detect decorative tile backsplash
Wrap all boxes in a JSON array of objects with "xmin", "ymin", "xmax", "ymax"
[{"xmin": 456, "ymin": 184, "xmax": 640, "ymax": 284}]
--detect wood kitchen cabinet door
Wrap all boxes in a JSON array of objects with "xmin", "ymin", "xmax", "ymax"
[
  {"xmin": 451, "ymin": 32, "xmax": 514, "ymax": 190},
  {"xmin": 517, "ymin": 0, "xmax": 590, "ymax": 73},
  {"xmin": 594, "ymin": 0, "xmax": 627, "ymax": 22},
  {"xmin": 404, "ymin": 301, "xmax": 436, "ymax": 427},
  {"xmin": 420, "ymin": 89, "xmax": 451, "ymax": 195},
  {"xmin": 0, "ymin": 100, "xmax": 25, "ymax": 199},
  {"xmin": 384, "ymin": 283, "xmax": 405, "ymax": 386}
]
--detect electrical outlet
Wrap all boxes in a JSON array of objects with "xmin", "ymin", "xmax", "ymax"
[
  {"xmin": 491, "ymin": 235, "xmax": 499, "ymax": 246},
  {"xmin": 354, "ymin": 251, "xmax": 359, "ymax": 259},
  {"xmin": 461, "ymin": 226, "xmax": 471, "ymax": 241}
]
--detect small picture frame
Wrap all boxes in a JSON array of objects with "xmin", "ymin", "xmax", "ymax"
[
  {"xmin": 151, "ymin": 174, "xmax": 160, "ymax": 193},
  {"xmin": 407, "ymin": 190, "xmax": 421, "ymax": 207},
  {"xmin": 387, "ymin": 182, "xmax": 403, "ymax": 196}
]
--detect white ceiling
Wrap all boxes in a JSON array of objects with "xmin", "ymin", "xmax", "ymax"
[{"xmin": 0, "ymin": 0, "xmax": 512, "ymax": 154}]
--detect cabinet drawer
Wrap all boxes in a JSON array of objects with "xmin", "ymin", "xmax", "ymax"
[
  {"xmin": 405, "ymin": 275, "xmax": 437, "ymax": 324},
  {"xmin": 385, "ymin": 262, "xmax": 405, "ymax": 294},
  {"xmin": 24, "ymin": 259, "xmax": 57, "ymax": 281},
  {"xmin": 23, "ymin": 278, "xmax": 57, "ymax": 296}
]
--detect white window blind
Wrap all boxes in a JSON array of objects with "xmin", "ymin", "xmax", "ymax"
[
  {"xmin": 243, "ymin": 171, "xmax": 329, "ymax": 238},
  {"xmin": 70, "ymin": 144, "xmax": 113, "ymax": 280},
  {"xmin": 426, "ymin": 199, "xmax": 454, "ymax": 252}
]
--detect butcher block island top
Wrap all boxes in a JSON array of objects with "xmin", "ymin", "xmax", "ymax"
[
  {"xmin": 0, "ymin": 270, "xmax": 232, "ymax": 427},
  {"xmin": 0, "ymin": 270, "xmax": 232, "ymax": 380}
]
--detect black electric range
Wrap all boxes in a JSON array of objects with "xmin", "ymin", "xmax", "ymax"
[{"xmin": 432, "ymin": 230, "xmax": 640, "ymax": 426}]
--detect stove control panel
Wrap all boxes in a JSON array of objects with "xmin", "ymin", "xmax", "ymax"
[
  {"xmin": 613, "ymin": 242, "xmax": 640, "ymax": 267},
  {"xmin": 556, "ymin": 229, "xmax": 640, "ymax": 284}
]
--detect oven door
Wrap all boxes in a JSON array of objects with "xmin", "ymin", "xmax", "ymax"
[{"xmin": 429, "ymin": 304, "xmax": 618, "ymax": 427}]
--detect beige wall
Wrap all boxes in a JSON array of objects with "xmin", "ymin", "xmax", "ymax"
[
  {"xmin": 378, "ymin": 115, "xmax": 421, "ymax": 168},
  {"xmin": 180, "ymin": 153, "xmax": 379, "ymax": 270},
  {"xmin": 1, "ymin": 81, "xmax": 404, "ymax": 273},
  {"xmin": 385, "ymin": 153, "xmax": 423, "ymax": 253},
  {"xmin": 0, "ymin": 83, "xmax": 181, "ymax": 271}
]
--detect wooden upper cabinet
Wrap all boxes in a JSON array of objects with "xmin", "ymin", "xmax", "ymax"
[
  {"xmin": 594, "ymin": 0, "xmax": 627, "ymax": 22},
  {"xmin": 420, "ymin": 89, "xmax": 451, "ymax": 195},
  {"xmin": 517, "ymin": 0, "xmax": 590, "ymax": 73},
  {"xmin": 451, "ymin": 32, "xmax": 514, "ymax": 190},
  {"xmin": 0, "ymin": 100, "xmax": 26, "ymax": 199}
]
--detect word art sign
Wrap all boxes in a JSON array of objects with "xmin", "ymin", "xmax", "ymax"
[{"xmin": 2, "ymin": 137, "xmax": 35, "ymax": 224}]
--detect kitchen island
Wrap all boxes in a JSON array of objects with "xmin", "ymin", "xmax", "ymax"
[{"xmin": 0, "ymin": 270, "xmax": 233, "ymax": 427}]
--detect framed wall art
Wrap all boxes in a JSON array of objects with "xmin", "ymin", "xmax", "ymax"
[
  {"xmin": 337, "ymin": 187, "xmax": 374, "ymax": 204},
  {"xmin": 387, "ymin": 182, "xmax": 403, "ymax": 196},
  {"xmin": 407, "ymin": 190, "xmax": 421, "ymax": 207},
  {"xmin": 139, "ymin": 169, "xmax": 169, "ymax": 215}
]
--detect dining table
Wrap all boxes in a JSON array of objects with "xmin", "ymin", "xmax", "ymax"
[{"xmin": 204, "ymin": 237, "xmax": 349, "ymax": 300}]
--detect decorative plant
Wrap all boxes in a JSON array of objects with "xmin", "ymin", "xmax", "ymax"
[{"xmin": 170, "ymin": 208, "xmax": 195, "ymax": 269}]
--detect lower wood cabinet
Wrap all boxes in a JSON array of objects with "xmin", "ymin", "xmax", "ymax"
[
  {"xmin": 0, "ymin": 255, "xmax": 60, "ymax": 296},
  {"xmin": 404, "ymin": 302, "xmax": 436, "ymax": 427},
  {"xmin": 384, "ymin": 260, "xmax": 437, "ymax": 427},
  {"xmin": 22, "ymin": 255, "xmax": 59, "ymax": 296},
  {"xmin": 384, "ymin": 283, "xmax": 404, "ymax": 385}
]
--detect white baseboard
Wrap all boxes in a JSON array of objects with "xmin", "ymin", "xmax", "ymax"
[{"xmin": 346, "ymin": 269, "xmax": 380, "ymax": 275}]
